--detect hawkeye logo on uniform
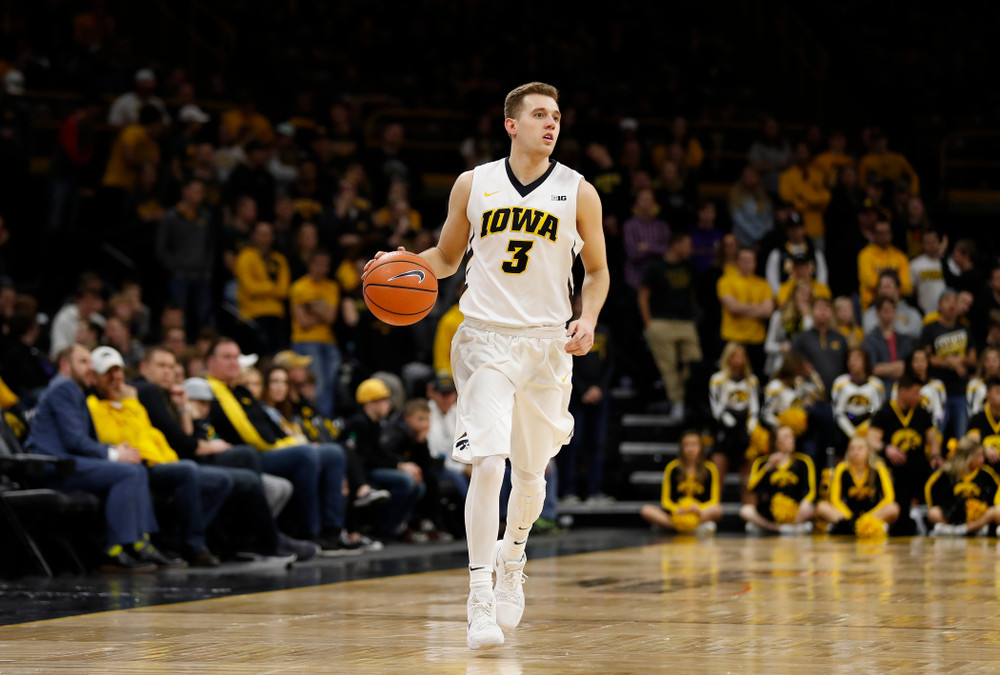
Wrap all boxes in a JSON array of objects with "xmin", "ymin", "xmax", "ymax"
[{"xmin": 479, "ymin": 207, "xmax": 559, "ymax": 242}]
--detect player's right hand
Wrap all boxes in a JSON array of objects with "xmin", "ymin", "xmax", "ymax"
[{"xmin": 362, "ymin": 246, "xmax": 407, "ymax": 278}]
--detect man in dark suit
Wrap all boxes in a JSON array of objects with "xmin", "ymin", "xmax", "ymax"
[{"xmin": 25, "ymin": 344, "xmax": 182, "ymax": 572}]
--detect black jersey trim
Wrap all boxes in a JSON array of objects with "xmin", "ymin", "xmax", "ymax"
[{"xmin": 505, "ymin": 158, "xmax": 557, "ymax": 198}]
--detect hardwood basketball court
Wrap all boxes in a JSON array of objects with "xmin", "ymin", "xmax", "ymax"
[{"xmin": 2, "ymin": 535, "xmax": 998, "ymax": 672}]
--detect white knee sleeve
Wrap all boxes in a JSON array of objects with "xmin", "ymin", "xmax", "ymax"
[{"xmin": 506, "ymin": 469, "xmax": 546, "ymax": 545}]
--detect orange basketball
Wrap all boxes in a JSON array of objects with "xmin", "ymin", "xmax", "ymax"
[{"xmin": 363, "ymin": 251, "xmax": 438, "ymax": 326}]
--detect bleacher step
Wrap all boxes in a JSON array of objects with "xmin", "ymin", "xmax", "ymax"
[
  {"xmin": 558, "ymin": 500, "xmax": 741, "ymax": 517},
  {"xmin": 629, "ymin": 470, "xmax": 742, "ymax": 487},
  {"xmin": 619, "ymin": 442, "xmax": 679, "ymax": 457}
]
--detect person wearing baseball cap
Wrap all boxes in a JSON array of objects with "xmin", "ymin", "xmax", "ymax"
[
  {"xmin": 24, "ymin": 344, "xmax": 162, "ymax": 572},
  {"xmin": 88, "ymin": 346, "xmax": 234, "ymax": 567}
]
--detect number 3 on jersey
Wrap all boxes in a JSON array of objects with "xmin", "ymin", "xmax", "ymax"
[{"xmin": 501, "ymin": 239, "xmax": 533, "ymax": 274}]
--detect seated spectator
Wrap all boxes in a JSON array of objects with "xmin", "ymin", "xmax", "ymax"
[
  {"xmin": 810, "ymin": 129, "xmax": 854, "ymax": 189},
  {"xmin": 966, "ymin": 372, "xmax": 1000, "ymax": 469},
  {"xmin": 50, "ymin": 283, "xmax": 104, "ymax": 359},
  {"xmin": 967, "ymin": 348, "xmax": 1000, "ymax": 418},
  {"xmin": 640, "ymin": 430, "xmax": 722, "ymax": 535},
  {"xmin": 925, "ymin": 437, "xmax": 1000, "ymax": 537},
  {"xmin": 101, "ymin": 103, "xmax": 165, "ymax": 194},
  {"xmin": 831, "ymin": 348, "xmax": 885, "ymax": 452},
  {"xmin": 858, "ymin": 218, "xmax": 912, "ymax": 312},
  {"xmin": 764, "ymin": 280, "xmax": 813, "ymax": 378},
  {"xmin": 816, "ymin": 436, "xmax": 898, "ymax": 536},
  {"xmin": 87, "ymin": 346, "xmax": 232, "ymax": 567},
  {"xmin": 740, "ymin": 425, "xmax": 816, "ymax": 535},
  {"xmin": 791, "ymin": 296, "xmax": 847, "ymax": 396},
  {"xmin": 134, "ymin": 347, "xmax": 317, "ymax": 561},
  {"xmin": 425, "ymin": 374, "xmax": 470, "ymax": 502},
  {"xmin": 204, "ymin": 337, "xmax": 352, "ymax": 554},
  {"xmin": 867, "ymin": 373, "xmax": 942, "ymax": 535},
  {"xmin": 341, "ymin": 379, "xmax": 426, "ymax": 541},
  {"xmin": 862, "ymin": 295, "xmax": 914, "ymax": 390},
  {"xmin": 689, "ymin": 200, "xmax": 722, "ymax": 274},
  {"xmin": 860, "ymin": 271, "xmax": 923, "ymax": 341},
  {"xmin": 101, "ymin": 316, "xmax": 143, "ymax": 377},
  {"xmin": 832, "ymin": 296, "xmax": 864, "ymax": 350},
  {"xmin": 1, "ymin": 311, "xmax": 55, "ymax": 407},
  {"xmin": 107, "ymin": 68, "xmax": 170, "ymax": 128},
  {"xmin": 25, "ymin": 344, "xmax": 175, "ymax": 572},
  {"xmin": 747, "ymin": 116, "xmax": 791, "ymax": 199}
]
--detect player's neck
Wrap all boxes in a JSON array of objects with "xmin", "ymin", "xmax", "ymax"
[{"xmin": 507, "ymin": 151, "xmax": 552, "ymax": 186}]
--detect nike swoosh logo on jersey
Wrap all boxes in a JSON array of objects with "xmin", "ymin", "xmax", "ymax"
[
  {"xmin": 484, "ymin": 190, "xmax": 501, "ymax": 197},
  {"xmin": 387, "ymin": 269, "xmax": 426, "ymax": 283}
]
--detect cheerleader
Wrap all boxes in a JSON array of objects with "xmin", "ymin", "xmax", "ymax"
[
  {"xmin": 708, "ymin": 342, "xmax": 760, "ymax": 480},
  {"xmin": 925, "ymin": 437, "xmax": 1000, "ymax": 536},
  {"xmin": 817, "ymin": 436, "xmax": 899, "ymax": 536},
  {"xmin": 831, "ymin": 348, "xmax": 885, "ymax": 450},
  {"xmin": 740, "ymin": 425, "xmax": 816, "ymax": 534},
  {"xmin": 641, "ymin": 430, "xmax": 722, "ymax": 535},
  {"xmin": 892, "ymin": 349, "xmax": 946, "ymax": 432},
  {"xmin": 967, "ymin": 347, "xmax": 1000, "ymax": 417}
]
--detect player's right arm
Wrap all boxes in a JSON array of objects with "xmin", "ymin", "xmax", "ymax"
[
  {"xmin": 421, "ymin": 171, "xmax": 474, "ymax": 280},
  {"xmin": 362, "ymin": 171, "xmax": 473, "ymax": 280}
]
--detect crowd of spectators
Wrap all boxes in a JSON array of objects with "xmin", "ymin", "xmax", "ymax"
[{"xmin": 2, "ymin": 2, "xmax": 1000, "ymax": 574}]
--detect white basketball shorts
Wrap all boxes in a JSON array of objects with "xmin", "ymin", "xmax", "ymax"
[{"xmin": 450, "ymin": 318, "xmax": 575, "ymax": 474}]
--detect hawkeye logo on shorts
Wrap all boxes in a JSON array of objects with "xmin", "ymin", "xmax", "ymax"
[
  {"xmin": 479, "ymin": 207, "xmax": 558, "ymax": 242},
  {"xmin": 387, "ymin": 270, "xmax": 426, "ymax": 283}
]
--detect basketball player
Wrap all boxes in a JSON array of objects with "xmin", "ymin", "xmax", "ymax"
[{"xmin": 364, "ymin": 82, "xmax": 608, "ymax": 649}]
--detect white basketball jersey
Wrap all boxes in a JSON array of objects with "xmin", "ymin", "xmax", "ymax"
[{"xmin": 461, "ymin": 158, "xmax": 584, "ymax": 327}]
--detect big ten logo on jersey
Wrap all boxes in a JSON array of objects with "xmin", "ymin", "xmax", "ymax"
[{"xmin": 479, "ymin": 207, "xmax": 559, "ymax": 242}]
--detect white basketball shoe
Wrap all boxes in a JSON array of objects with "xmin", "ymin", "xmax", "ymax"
[
  {"xmin": 493, "ymin": 540, "xmax": 527, "ymax": 630},
  {"xmin": 466, "ymin": 590, "xmax": 504, "ymax": 649}
]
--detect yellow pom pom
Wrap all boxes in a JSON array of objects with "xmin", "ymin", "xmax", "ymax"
[
  {"xmin": 746, "ymin": 426, "xmax": 771, "ymax": 461},
  {"xmin": 855, "ymin": 513, "xmax": 887, "ymax": 539},
  {"xmin": 672, "ymin": 497, "xmax": 701, "ymax": 532},
  {"xmin": 966, "ymin": 498, "xmax": 988, "ymax": 523},
  {"xmin": 776, "ymin": 408, "xmax": 808, "ymax": 436},
  {"xmin": 947, "ymin": 437, "xmax": 959, "ymax": 458},
  {"xmin": 770, "ymin": 493, "xmax": 800, "ymax": 524}
]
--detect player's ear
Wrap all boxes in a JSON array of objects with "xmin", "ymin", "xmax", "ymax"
[{"xmin": 504, "ymin": 117, "xmax": 516, "ymax": 136}]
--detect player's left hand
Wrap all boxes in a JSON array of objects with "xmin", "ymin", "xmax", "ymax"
[
  {"xmin": 361, "ymin": 246, "xmax": 406, "ymax": 279},
  {"xmin": 565, "ymin": 317, "xmax": 596, "ymax": 355}
]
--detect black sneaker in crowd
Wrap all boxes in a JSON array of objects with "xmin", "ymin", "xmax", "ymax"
[
  {"xmin": 187, "ymin": 549, "xmax": 221, "ymax": 568},
  {"xmin": 276, "ymin": 533, "xmax": 320, "ymax": 562},
  {"xmin": 315, "ymin": 529, "xmax": 363, "ymax": 557},
  {"xmin": 99, "ymin": 548, "xmax": 157, "ymax": 574},
  {"xmin": 133, "ymin": 545, "xmax": 189, "ymax": 570},
  {"xmin": 354, "ymin": 488, "xmax": 391, "ymax": 509}
]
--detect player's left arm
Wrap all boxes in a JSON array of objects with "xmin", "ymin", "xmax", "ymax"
[{"xmin": 566, "ymin": 179, "xmax": 609, "ymax": 356}]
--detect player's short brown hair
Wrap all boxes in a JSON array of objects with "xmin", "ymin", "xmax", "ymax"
[{"xmin": 504, "ymin": 82, "xmax": 559, "ymax": 121}]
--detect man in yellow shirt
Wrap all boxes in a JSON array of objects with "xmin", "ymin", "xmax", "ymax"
[
  {"xmin": 102, "ymin": 104, "xmax": 164, "ymax": 191},
  {"xmin": 289, "ymin": 248, "xmax": 341, "ymax": 416},
  {"xmin": 810, "ymin": 130, "xmax": 854, "ymax": 188},
  {"xmin": 776, "ymin": 254, "xmax": 833, "ymax": 306},
  {"xmin": 778, "ymin": 142, "xmax": 831, "ymax": 240},
  {"xmin": 858, "ymin": 218, "xmax": 912, "ymax": 311},
  {"xmin": 717, "ymin": 248, "xmax": 775, "ymax": 378},
  {"xmin": 234, "ymin": 221, "xmax": 290, "ymax": 354},
  {"xmin": 87, "ymin": 346, "xmax": 232, "ymax": 566},
  {"xmin": 858, "ymin": 132, "xmax": 919, "ymax": 195}
]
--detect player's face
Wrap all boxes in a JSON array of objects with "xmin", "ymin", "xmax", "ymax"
[{"xmin": 510, "ymin": 94, "xmax": 560, "ymax": 155}]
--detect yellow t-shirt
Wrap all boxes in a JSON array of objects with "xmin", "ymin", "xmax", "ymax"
[
  {"xmin": 289, "ymin": 275, "xmax": 340, "ymax": 344},
  {"xmin": 433, "ymin": 304, "xmax": 464, "ymax": 375},
  {"xmin": 858, "ymin": 151, "xmax": 920, "ymax": 194},
  {"xmin": 778, "ymin": 166, "xmax": 831, "ymax": 239},
  {"xmin": 776, "ymin": 277, "xmax": 833, "ymax": 307},
  {"xmin": 221, "ymin": 109, "xmax": 275, "ymax": 145},
  {"xmin": 857, "ymin": 244, "xmax": 912, "ymax": 310},
  {"xmin": 102, "ymin": 125, "xmax": 160, "ymax": 190},
  {"xmin": 717, "ymin": 273, "xmax": 773, "ymax": 344},
  {"xmin": 87, "ymin": 396, "xmax": 178, "ymax": 465},
  {"xmin": 233, "ymin": 247, "xmax": 290, "ymax": 319},
  {"xmin": 811, "ymin": 151, "xmax": 854, "ymax": 188}
]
